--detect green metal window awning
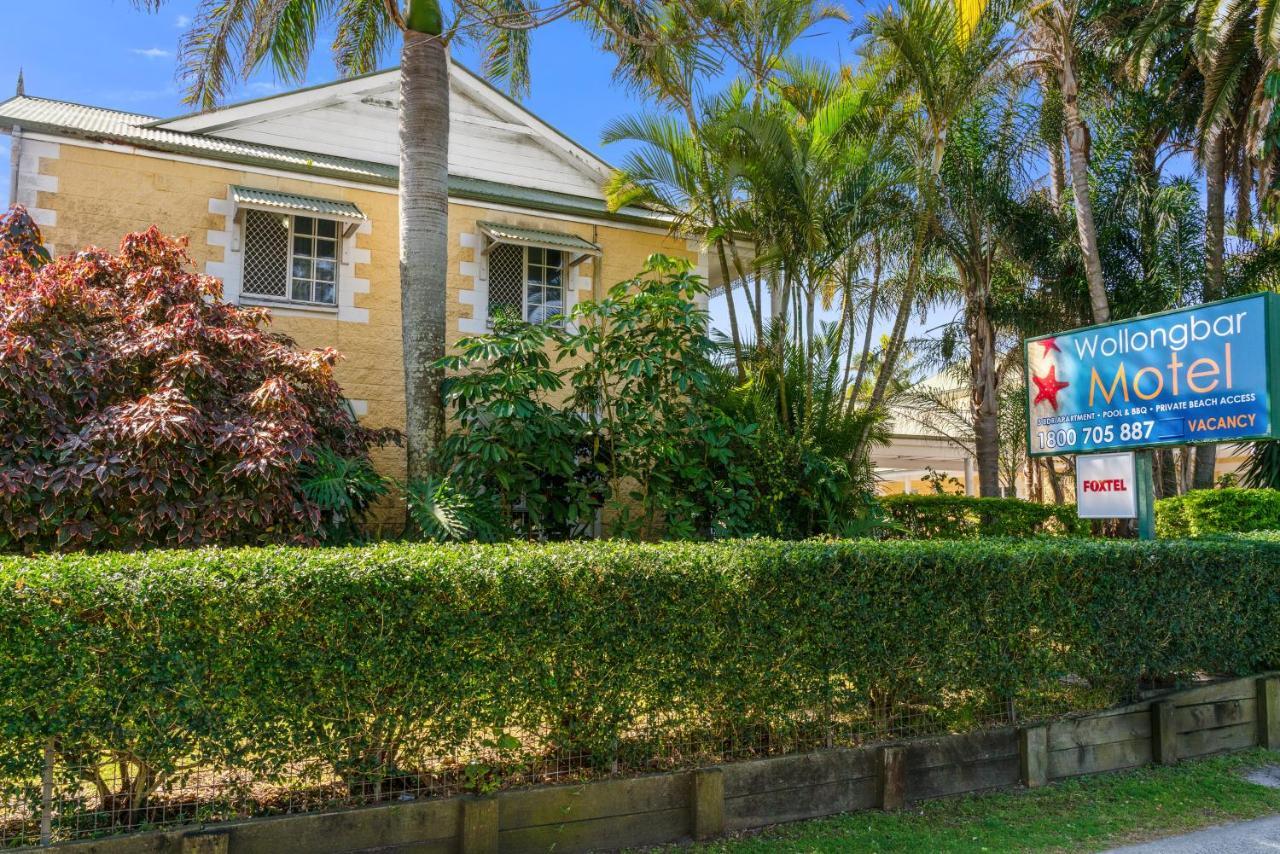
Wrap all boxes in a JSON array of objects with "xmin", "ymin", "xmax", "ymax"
[
  {"xmin": 478, "ymin": 221, "xmax": 601, "ymax": 265},
  {"xmin": 231, "ymin": 185, "xmax": 367, "ymax": 237}
]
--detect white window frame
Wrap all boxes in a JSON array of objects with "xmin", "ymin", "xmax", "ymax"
[{"xmin": 239, "ymin": 210, "xmax": 343, "ymax": 311}]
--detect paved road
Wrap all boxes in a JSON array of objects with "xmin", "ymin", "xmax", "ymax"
[{"xmin": 1104, "ymin": 815, "xmax": 1280, "ymax": 853}]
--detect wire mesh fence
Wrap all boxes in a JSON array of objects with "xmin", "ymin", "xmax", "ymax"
[{"xmin": 1, "ymin": 674, "xmax": 1122, "ymax": 848}]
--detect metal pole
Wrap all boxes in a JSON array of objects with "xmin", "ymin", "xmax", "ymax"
[{"xmin": 1135, "ymin": 450, "xmax": 1156, "ymax": 540}]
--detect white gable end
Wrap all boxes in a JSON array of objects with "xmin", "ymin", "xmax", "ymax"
[{"xmin": 156, "ymin": 66, "xmax": 610, "ymax": 198}]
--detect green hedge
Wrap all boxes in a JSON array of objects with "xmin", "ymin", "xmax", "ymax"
[
  {"xmin": 3, "ymin": 538, "xmax": 1278, "ymax": 830},
  {"xmin": 1155, "ymin": 488, "xmax": 1280, "ymax": 538},
  {"xmin": 880, "ymin": 494, "xmax": 1089, "ymax": 538}
]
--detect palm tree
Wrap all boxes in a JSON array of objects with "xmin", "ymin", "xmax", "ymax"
[
  {"xmin": 604, "ymin": 1, "xmax": 848, "ymax": 368},
  {"xmin": 723, "ymin": 61, "xmax": 905, "ymax": 359},
  {"xmin": 1024, "ymin": 2, "xmax": 1111, "ymax": 323},
  {"xmin": 138, "ymin": 0, "xmax": 663, "ymax": 488},
  {"xmin": 856, "ymin": 0, "xmax": 1015, "ymax": 416},
  {"xmin": 931, "ymin": 98, "xmax": 1034, "ymax": 495}
]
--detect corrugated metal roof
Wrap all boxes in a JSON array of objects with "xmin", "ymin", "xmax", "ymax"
[
  {"xmin": 231, "ymin": 185, "xmax": 366, "ymax": 220},
  {"xmin": 478, "ymin": 221, "xmax": 601, "ymax": 253},
  {"xmin": 0, "ymin": 94, "xmax": 667, "ymax": 226}
]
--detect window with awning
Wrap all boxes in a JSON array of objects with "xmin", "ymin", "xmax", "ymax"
[
  {"xmin": 232, "ymin": 186, "xmax": 366, "ymax": 309},
  {"xmin": 478, "ymin": 221, "xmax": 601, "ymax": 325}
]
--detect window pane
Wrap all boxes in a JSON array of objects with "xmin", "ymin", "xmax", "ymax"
[
  {"xmin": 314, "ymin": 281, "xmax": 336, "ymax": 305},
  {"xmin": 295, "ymin": 216, "xmax": 314, "ymax": 235},
  {"xmin": 315, "ymin": 259, "xmax": 336, "ymax": 282},
  {"xmin": 546, "ymin": 249, "xmax": 563, "ymax": 267},
  {"xmin": 292, "ymin": 257, "xmax": 312, "ymax": 281},
  {"xmin": 528, "ymin": 264, "xmax": 543, "ymax": 285},
  {"xmin": 242, "ymin": 209, "xmax": 289, "ymax": 298},
  {"xmin": 542, "ymin": 296, "xmax": 563, "ymax": 322},
  {"xmin": 545, "ymin": 265, "xmax": 561, "ymax": 287},
  {"xmin": 294, "ymin": 234, "xmax": 312, "ymax": 256},
  {"xmin": 526, "ymin": 287, "xmax": 547, "ymax": 322},
  {"xmin": 317, "ymin": 219, "xmax": 338, "ymax": 238},
  {"xmin": 528, "ymin": 246, "xmax": 544, "ymax": 265},
  {"xmin": 316, "ymin": 239, "xmax": 337, "ymax": 260},
  {"xmin": 292, "ymin": 279, "xmax": 311, "ymax": 302}
]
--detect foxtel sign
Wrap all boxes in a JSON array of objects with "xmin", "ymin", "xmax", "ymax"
[{"xmin": 1025, "ymin": 293, "xmax": 1280, "ymax": 457}]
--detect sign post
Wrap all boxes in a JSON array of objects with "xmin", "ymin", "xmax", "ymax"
[
  {"xmin": 1135, "ymin": 450, "xmax": 1155, "ymax": 540},
  {"xmin": 1027, "ymin": 293, "xmax": 1280, "ymax": 535}
]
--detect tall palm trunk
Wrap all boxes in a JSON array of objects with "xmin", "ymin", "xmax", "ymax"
[
  {"xmin": 1134, "ymin": 141, "xmax": 1158, "ymax": 286},
  {"xmin": 399, "ymin": 24, "xmax": 450, "ymax": 486},
  {"xmin": 713, "ymin": 236, "xmax": 745, "ymax": 374},
  {"xmin": 963, "ymin": 267, "xmax": 1001, "ymax": 496},
  {"xmin": 1059, "ymin": 33, "xmax": 1109, "ymax": 323},
  {"xmin": 1193, "ymin": 130, "xmax": 1228, "ymax": 489}
]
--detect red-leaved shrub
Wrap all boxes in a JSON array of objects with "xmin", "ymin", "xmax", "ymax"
[{"xmin": 0, "ymin": 206, "xmax": 394, "ymax": 551}]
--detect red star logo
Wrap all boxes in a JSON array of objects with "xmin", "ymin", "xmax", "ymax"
[
  {"xmin": 1037, "ymin": 336, "xmax": 1061, "ymax": 355},
  {"xmin": 1033, "ymin": 365, "xmax": 1070, "ymax": 410}
]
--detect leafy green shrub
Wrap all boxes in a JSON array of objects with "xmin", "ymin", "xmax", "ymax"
[
  {"xmin": 713, "ymin": 323, "xmax": 886, "ymax": 539},
  {"xmin": 3, "ymin": 537, "xmax": 1277, "ymax": 827},
  {"xmin": 298, "ymin": 449, "xmax": 389, "ymax": 544},
  {"xmin": 1155, "ymin": 487, "xmax": 1280, "ymax": 537},
  {"xmin": 438, "ymin": 254, "xmax": 754, "ymax": 540},
  {"xmin": 880, "ymin": 494, "xmax": 1088, "ymax": 538},
  {"xmin": 0, "ymin": 209, "xmax": 395, "ymax": 551}
]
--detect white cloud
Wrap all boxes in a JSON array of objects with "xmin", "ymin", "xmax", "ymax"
[
  {"xmin": 176, "ymin": 14, "xmax": 191, "ymax": 27},
  {"xmin": 246, "ymin": 82, "xmax": 282, "ymax": 95},
  {"xmin": 131, "ymin": 47, "xmax": 172, "ymax": 60}
]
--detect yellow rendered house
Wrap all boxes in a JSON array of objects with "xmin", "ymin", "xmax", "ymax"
[{"xmin": 0, "ymin": 65, "xmax": 713, "ymax": 508}]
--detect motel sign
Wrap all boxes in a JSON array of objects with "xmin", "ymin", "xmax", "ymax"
[
  {"xmin": 1025, "ymin": 293, "xmax": 1280, "ymax": 536},
  {"xmin": 1025, "ymin": 293, "xmax": 1280, "ymax": 458}
]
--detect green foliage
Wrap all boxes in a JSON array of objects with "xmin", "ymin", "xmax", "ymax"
[
  {"xmin": 4, "ymin": 537, "xmax": 1278, "ymax": 825},
  {"xmin": 1155, "ymin": 488, "xmax": 1280, "ymax": 537},
  {"xmin": 437, "ymin": 316, "xmax": 599, "ymax": 539},
  {"xmin": 880, "ymin": 494, "xmax": 1089, "ymax": 538},
  {"xmin": 1239, "ymin": 441, "xmax": 1280, "ymax": 490},
  {"xmin": 438, "ymin": 254, "xmax": 757, "ymax": 540},
  {"xmin": 563, "ymin": 254, "xmax": 757, "ymax": 539},
  {"xmin": 299, "ymin": 449, "xmax": 389, "ymax": 544},
  {"xmin": 716, "ymin": 322, "xmax": 888, "ymax": 539},
  {"xmin": 404, "ymin": 476, "xmax": 505, "ymax": 543}
]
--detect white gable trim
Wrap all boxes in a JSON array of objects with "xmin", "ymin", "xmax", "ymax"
[
  {"xmin": 448, "ymin": 66, "xmax": 613, "ymax": 183},
  {"xmin": 155, "ymin": 72, "xmax": 400, "ymax": 134},
  {"xmin": 152, "ymin": 63, "xmax": 613, "ymax": 186}
]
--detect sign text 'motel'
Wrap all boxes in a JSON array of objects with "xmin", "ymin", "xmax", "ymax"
[{"xmin": 1025, "ymin": 293, "xmax": 1280, "ymax": 457}]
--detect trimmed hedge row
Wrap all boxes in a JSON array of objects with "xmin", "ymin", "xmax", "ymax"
[
  {"xmin": 880, "ymin": 494, "xmax": 1089, "ymax": 538},
  {"xmin": 1156, "ymin": 487, "xmax": 1280, "ymax": 538},
  {"xmin": 4, "ymin": 537, "xmax": 1280, "ymax": 815}
]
